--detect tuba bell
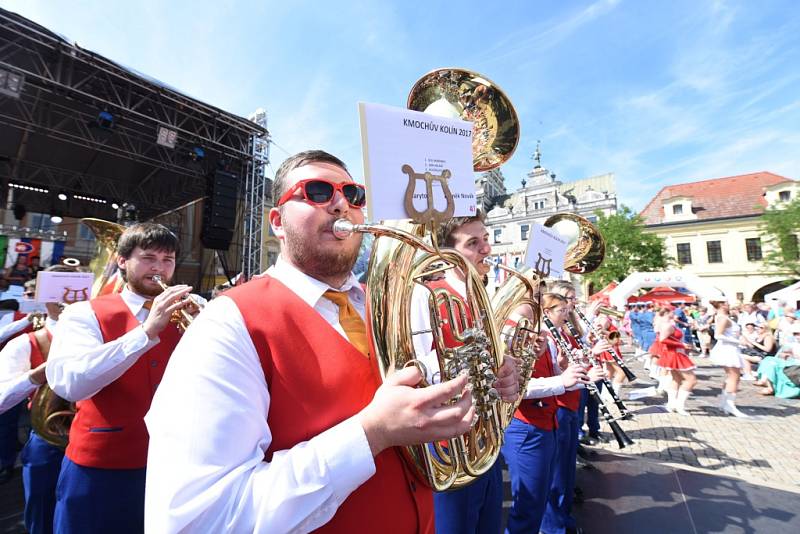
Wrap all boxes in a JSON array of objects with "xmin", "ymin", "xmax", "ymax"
[{"xmin": 543, "ymin": 213, "xmax": 605, "ymax": 274}]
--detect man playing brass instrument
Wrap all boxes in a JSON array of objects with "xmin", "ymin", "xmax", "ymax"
[
  {"xmin": 46, "ymin": 223, "xmax": 197, "ymax": 533},
  {"xmin": 409, "ymin": 211, "xmax": 519, "ymax": 534},
  {"xmin": 145, "ymin": 150, "xmax": 476, "ymax": 533}
]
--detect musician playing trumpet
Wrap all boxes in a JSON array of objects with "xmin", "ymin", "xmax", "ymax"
[{"xmin": 45, "ymin": 223, "xmax": 202, "ymax": 534}]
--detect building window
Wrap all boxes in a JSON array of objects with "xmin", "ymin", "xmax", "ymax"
[
  {"xmin": 586, "ymin": 215, "xmax": 598, "ymax": 224},
  {"xmin": 30, "ymin": 213, "xmax": 55, "ymax": 232},
  {"xmin": 779, "ymin": 190, "xmax": 791, "ymax": 202},
  {"xmin": 745, "ymin": 238, "xmax": 763, "ymax": 261},
  {"xmin": 706, "ymin": 240, "xmax": 722, "ymax": 263},
  {"xmin": 672, "ymin": 204, "xmax": 683, "ymax": 215},
  {"xmin": 533, "ymin": 199, "xmax": 546, "ymax": 210},
  {"xmin": 676, "ymin": 243, "xmax": 692, "ymax": 264},
  {"xmin": 520, "ymin": 224, "xmax": 529, "ymax": 241},
  {"xmin": 493, "ymin": 228, "xmax": 502, "ymax": 244}
]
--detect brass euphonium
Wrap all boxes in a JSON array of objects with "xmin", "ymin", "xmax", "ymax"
[
  {"xmin": 490, "ymin": 264, "xmax": 544, "ymax": 427},
  {"xmin": 341, "ymin": 68, "xmax": 520, "ymax": 491},
  {"xmin": 30, "ymin": 218, "xmax": 126, "ymax": 448},
  {"xmin": 543, "ymin": 213, "xmax": 605, "ymax": 274},
  {"xmin": 334, "ymin": 220, "xmax": 504, "ymax": 491}
]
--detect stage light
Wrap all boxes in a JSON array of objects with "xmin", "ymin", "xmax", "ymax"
[
  {"xmin": 190, "ymin": 146, "xmax": 205, "ymax": 162},
  {"xmin": 50, "ymin": 214, "xmax": 63, "ymax": 224},
  {"xmin": 111, "ymin": 202, "xmax": 119, "ymax": 210},
  {"xmin": 157, "ymin": 126, "xmax": 178, "ymax": 148},
  {"xmin": 57, "ymin": 191, "xmax": 68, "ymax": 201},
  {"xmin": 97, "ymin": 110, "xmax": 115, "ymax": 130}
]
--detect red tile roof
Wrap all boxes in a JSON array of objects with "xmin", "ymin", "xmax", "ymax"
[{"xmin": 640, "ymin": 171, "xmax": 794, "ymax": 225}]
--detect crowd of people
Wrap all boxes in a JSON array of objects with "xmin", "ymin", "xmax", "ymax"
[{"xmin": 624, "ymin": 299, "xmax": 800, "ymax": 417}]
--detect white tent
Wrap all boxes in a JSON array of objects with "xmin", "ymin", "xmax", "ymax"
[
  {"xmin": 608, "ymin": 271, "xmax": 727, "ymax": 309},
  {"xmin": 764, "ymin": 280, "xmax": 800, "ymax": 306}
]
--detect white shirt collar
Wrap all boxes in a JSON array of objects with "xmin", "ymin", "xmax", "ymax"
[
  {"xmin": 121, "ymin": 285, "xmax": 152, "ymax": 316},
  {"xmin": 267, "ymin": 255, "xmax": 365, "ymax": 309},
  {"xmin": 444, "ymin": 270, "xmax": 467, "ymax": 299}
]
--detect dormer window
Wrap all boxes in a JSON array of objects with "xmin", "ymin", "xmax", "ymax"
[
  {"xmin": 779, "ymin": 190, "xmax": 791, "ymax": 202},
  {"xmin": 672, "ymin": 204, "xmax": 683, "ymax": 215}
]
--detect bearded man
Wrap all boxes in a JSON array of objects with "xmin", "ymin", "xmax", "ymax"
[
  {"xmin": 46, "ymin": 223, "xmax": 197, "ymax": 533},
  {"xmin": 144, "ymin": 150, "xmax": 476, "ymax": 533}
]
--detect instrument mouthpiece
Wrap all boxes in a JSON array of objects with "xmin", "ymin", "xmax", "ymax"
[{"xmin": 332, "ymin": 219, "xmax": 356, "ymax": 240}]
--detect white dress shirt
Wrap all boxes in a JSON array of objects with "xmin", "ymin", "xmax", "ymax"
[
  {"xmin": 46, "ymin": 287, "xmax": 160, "ymax": 402},
  {"xmin": 144, "ymin": 256, "xmax": 375, "ymax": 534},
  {"xmin": 0, "ymin": 316, "xmax": 31, "ymax": 344},
  {"xmin": 0, "ymin": 317, "xmax": 57, "ymax": 413}
]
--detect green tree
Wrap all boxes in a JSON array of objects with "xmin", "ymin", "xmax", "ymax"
[
  {"xmin": 586, "ymin": 205, "xmax": 671, "ymax": 288},
  {"xmin": 760, "ymin": 197, "xmax": 800, "ymax": 276}
]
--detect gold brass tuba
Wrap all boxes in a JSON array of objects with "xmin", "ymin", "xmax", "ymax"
[
  {"xmin": 338, "ymin": 68, "xmax": 519, "ymax": 491},
  {"xmin": 543, "ymin": 213, "xmax": 605, "ymax": 274},
  {"xmin": 29, "ymin": 218, "xmax": 125, "ymax": 448}
]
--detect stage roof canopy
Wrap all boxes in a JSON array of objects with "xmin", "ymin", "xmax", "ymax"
[{"xmin": 0, "ymin": 7, "xmax": 267, "ymax": 222}]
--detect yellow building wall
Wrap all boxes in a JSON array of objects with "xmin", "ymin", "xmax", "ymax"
[{"xmin": 643, "ymin": 217, "xmax": 795, "ymax": 303}]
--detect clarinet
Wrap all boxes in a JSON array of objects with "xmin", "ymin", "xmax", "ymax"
[
  {"xmin": 542, "ymin": 315, "xmax": 634, "ymax": 449},
  {"xmin": 574, "ymin": 307, "xmax": 637, "ymax": 382},
  {"xmin": 562, "ymin": 317, "xmax": 634, "ymax": 421}
]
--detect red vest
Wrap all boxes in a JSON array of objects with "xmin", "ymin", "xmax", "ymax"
[
  {"xmin": 66, "ymin": 294, "xmax": 180, "ymax": 469},
  {"xmin": 225, "ymin": 276, "xmax": 433, "ymax": 534},
  {"xmin": 555, "ymin": 330, "xmax": 581, "ymax": 411},
  {"xmin": 26, "ymin": 329, "xmax": 51, "ymax": 407},
  {"xmin": 515, "ymin": 346, "xmax": 559, "ymax": 430}
]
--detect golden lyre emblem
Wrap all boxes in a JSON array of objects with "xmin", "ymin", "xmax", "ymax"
[
  {"xmin": 401, "ymin": 164, "xmax": 455, "ymax": 226},
  {"xmin": 533, "ymin": 253, "xmax": 552, "ymax": 278},
  {"xmin": 62, "ymin": 287, "xmax": 89, "ymax": 304}
]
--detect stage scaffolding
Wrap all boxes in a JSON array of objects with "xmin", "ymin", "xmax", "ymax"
[{"xmin": 0, "ymin": 8, "xmax": 270, "ymax": 278}]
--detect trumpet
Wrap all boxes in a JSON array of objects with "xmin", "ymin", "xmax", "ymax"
[{"xmin": 151, "ymin": 275, "xmax": 202, "ymax": 332}]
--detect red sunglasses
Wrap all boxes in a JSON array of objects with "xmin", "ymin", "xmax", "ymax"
[{"xmin": 277, "ymin": 179, "xmax": 367, "ymax": 208}]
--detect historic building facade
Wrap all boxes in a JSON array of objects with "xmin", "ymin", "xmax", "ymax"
[
  {"xmin": 479, "ymin": 148, "xmax": 617, "ymax": 286},
  {"xmin": 640, "ymin": 171, "xmax": 799, "ymax": 303}
]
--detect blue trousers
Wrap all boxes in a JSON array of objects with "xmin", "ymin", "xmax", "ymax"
[
  {"xmin": 54, "ymin": 457, "xmax": 146, "ymax": 534},
  {"xmin": 0, "ymin": 401, "xmax": 23, "ymax": 468},
  {"xmin": 578, "ymin": 382, "xmax": 603, "ymax": 437},
  {"xmin": 501, "ymin": 418, "xmax": 557, "ymax": 534},
  {"xmin": 21, "ymin": 431, "xmax": 63, "ymax": 534},
  {"xmin": 434, "ymin": 458, "xmax": 503, "ymax": 534},
  {"xmin": 541, "ymin": 408, "xmax": 579, "ymax": 534}
]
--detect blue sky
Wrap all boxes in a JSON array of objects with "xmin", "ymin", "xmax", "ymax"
[{"xmin": 4, "ymin": 0, "xmax": 799, "ymax": 211}]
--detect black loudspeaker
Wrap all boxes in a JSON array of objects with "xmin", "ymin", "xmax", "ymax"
[{"xmin": 201, "ymin": 170, "xmax": 239, "ymax": 250}]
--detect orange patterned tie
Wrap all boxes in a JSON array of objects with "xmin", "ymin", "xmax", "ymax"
[
  {"xmin": 142, "ymin": 300, "xmax": 153, "ymax": 311},
  {"xmin": 324, "ymin": 290, "xmax": 369, "ymax": 358}
]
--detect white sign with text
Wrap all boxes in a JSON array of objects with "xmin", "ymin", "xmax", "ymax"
[
  {"xmin": 34, "ymin": 271, "xmax": 94, "ymax": 304},
  {"xmin": 525, "ymin": 223, "xmax": 568, "ymax": 278},
  {"xmin": 358, "ymin": 102, "xmax": 476, "ymax": 222}
]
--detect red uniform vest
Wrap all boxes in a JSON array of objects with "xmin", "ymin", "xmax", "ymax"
[
  {"xmin": 515, "ymin": 346, "xmax": 559, "ymax": 430},
  {"xmin": 555, "ymin": 330, "xmax": 581, "ymax": 412},
  {"xmin": 66, "ymin": 294, "xmax": 180, "ymax": 469},
  {"xmin": 225, "ymin": 276, "xmax": 433, "ymax": 534}
]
